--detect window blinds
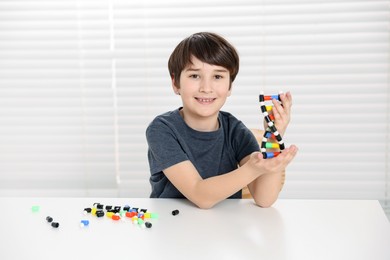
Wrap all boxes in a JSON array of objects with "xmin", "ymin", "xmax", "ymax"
[{"xmin": 0, "ymin": 0, "xmax": 388, "ymax": 216}]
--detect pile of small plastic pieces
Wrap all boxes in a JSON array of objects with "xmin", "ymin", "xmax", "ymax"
[{"xmin": 81, "ymin": 203, "xmax": 159, "ymax": 228}]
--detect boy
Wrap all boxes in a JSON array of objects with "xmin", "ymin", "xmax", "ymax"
[{"xmin": 146, "ymin": 32, "xmax": 298, "ymax": 209}]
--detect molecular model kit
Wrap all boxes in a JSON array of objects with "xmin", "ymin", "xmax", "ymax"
[
  {"xmin": 81, "ymin": 203, "xmax": 160, "ymax": 229},
  {"xmin": 259, "ymin": 92, "xmax": 285, "ymax": 159},
  {"xmin": 32, "ymin": 203, "xmax": 180, "ymax": 230}
]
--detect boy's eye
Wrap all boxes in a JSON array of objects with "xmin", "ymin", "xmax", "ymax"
[
  {"xmin": 189, "ymin": 74, "xmax": 199, "ymax": 79},
  {"xmin": 215, "ymin": 75, "xmax": 223, "ymax": 79}
]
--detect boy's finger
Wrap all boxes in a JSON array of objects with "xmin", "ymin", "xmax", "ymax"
[
  {"xmin": 282, "ymin": 145, "xmax": 298, "ymax": 162},
  {"xmin": 280, "ymin": 91, "xmax": 292, "ymax": 109},
  {"xmin": 275, "ymin": 145, "xmax": 295, "ymax": 160},
  {"xmin": 272, "ymin": 98, "xmax": 286, "ymax": 118}
]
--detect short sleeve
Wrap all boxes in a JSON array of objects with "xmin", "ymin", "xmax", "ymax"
[{"xmin": 146, "ymin": 119, "xmax": 189, "ymax": 174}]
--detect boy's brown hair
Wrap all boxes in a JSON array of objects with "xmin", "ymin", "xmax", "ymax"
[{"xmin": 168, "ymin": 32, "xmax": 239, "ymax": 89}]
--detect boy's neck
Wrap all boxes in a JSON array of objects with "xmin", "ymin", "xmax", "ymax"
[{"xmin": 179, "ymin": 108, "xmax": 219, "ymax": 132}]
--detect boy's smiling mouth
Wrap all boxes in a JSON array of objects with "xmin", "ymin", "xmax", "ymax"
[{"xmin": 195, "ymin": 97, "xmax": 216, "ymax": 104}]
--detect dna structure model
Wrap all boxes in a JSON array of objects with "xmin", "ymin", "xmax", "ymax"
[{"xmin": 259, "ymin": 92, "xmax": 285, "ymax": 159}]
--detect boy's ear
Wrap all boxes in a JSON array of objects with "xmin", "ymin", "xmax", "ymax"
[{"xmin": 171, "ymin": 77, "xmax": 180, "ymax": 95}]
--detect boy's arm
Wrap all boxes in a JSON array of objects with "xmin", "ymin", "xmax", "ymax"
[
  {"xmin": 244, "ymin": 155, "xmax": 285, "ymax": 208},
  {"xmin": 163, "ymin": 145, "xmax": 297, "ymax": 209},
  {"xmin": 246, "ymin": 129, "xmax": 285, "ymax": 207},
  {"xmin": 163, "ymin": 159, "xmax": 260, "ymax": 209}
]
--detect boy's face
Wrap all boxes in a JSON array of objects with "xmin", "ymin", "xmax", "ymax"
[{"xmin": 172, "ymin": 56, "xmax": 232, "ymax": 125}]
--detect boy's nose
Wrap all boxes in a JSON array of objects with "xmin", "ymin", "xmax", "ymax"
[{"xmin": 199, "ymin": 79, "xmax": 213, "ymax": 93}]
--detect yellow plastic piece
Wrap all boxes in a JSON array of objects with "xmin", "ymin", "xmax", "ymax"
[{"xmin": 265, "ymin": 142, "xmax": 279, "ymax": 149}]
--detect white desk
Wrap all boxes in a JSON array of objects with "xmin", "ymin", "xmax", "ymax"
[{"xmin": 0, "ymin": 198, "xmax": 389, "ymax": 260}]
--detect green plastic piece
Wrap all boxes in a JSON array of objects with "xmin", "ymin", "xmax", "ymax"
[{"xmin": 265, "ymin": 142, "xmax": 279, "ymax": 149}]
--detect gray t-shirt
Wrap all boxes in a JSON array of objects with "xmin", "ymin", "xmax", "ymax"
[{"xmin": 146, "ymin": 108, "xmax": 259, "ymax": 199}]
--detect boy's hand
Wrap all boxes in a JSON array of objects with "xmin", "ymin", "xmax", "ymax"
[
  {"xmin": 248, "ymin": 145, "xmax": 298, "ymax": 176},
  {"xmin": 263, "ymin": 91, "xmax": 292, "ymax": 137}
]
